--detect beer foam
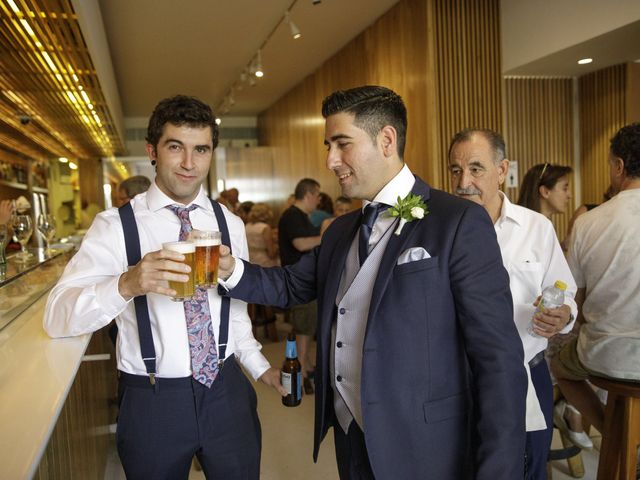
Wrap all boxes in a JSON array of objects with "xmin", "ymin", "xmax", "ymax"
[
  {"xmin": 194, "ymin": 238, "xmax": 221, "ymax": 246},
  {"xmin": 163, "ymin": 241, "xmax": 195, "ymax": 254}
]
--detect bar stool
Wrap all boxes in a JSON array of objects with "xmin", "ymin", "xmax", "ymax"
[{"xmin": 588, "ymin": 375, "xmax": 640, "ymax": 480}]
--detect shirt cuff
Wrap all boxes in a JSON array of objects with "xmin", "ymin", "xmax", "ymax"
[
  {"xmin": 219, "ymin": 257, "xmax": 245, "ymax": 290},
  {"xmin": 96, "ymin": 274, "xmax": 131, "ymax": 317}
]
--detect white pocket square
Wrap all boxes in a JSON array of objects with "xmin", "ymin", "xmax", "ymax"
[{"xmin": 397, "ymin": 247, "xmax": 431, "ymax": 265}]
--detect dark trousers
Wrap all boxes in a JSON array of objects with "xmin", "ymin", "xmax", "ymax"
[
  {"xmin": 525, "ymin": 360, "xmax": 554, "ymax": 480},
  {"xmin": 334, "ymin": 421, "xmax": 376, "ymax": 480},
  {"xmin": 116, "ymin": 357, "xmax": 261, "ymax": 480}
]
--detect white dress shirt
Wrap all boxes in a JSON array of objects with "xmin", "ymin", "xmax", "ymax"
[
  {"xmin": 495, "ymin": 192, "xmax": 578, "ymax": 430},
  {"xmin": 365, "ymin": 163, "xmax": 415, "ymax": 246},
  {"xmin": 44, "ymin": 182, "xmax": 270, "ymax": 381}
]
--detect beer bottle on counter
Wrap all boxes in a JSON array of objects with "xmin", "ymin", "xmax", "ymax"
[{"xmin": 281, "ymin": 333, "xmax": 302, "ymax": 407}]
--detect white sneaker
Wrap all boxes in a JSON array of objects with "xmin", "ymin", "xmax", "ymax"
[{"xmin": 553, "ymin": 400, "xmax": 594, "ymax": 449}]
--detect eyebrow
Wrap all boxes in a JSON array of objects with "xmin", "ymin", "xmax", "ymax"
[
  {"xmin": 324, "ymin": 134, "xmax": 352, "ymax": 145},
  {"xmin": 162, "ymin": 138, "xmax": 211, "ymax": 150}
]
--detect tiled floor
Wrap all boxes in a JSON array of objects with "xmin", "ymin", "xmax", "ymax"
[{"xmin": 104, "ymin": 316, "xmax": 606, "ymax": 479}]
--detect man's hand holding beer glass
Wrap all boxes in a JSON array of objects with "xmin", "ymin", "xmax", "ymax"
[
  {"xmin": 217, "ymin": 244, "xmax": 235, "ymax": 281},
  {"xmin": 117, "ymin": 246, "xmax": 193, "ymax": 301}
]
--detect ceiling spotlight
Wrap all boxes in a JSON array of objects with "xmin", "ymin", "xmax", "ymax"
[
  {"xmin": 285, "ymin": 11, "xmax": 301, "ymax": 39},
  {"xmin": 577, "ymin": 58, "xmax": 593, "ymax": 65},
  {"xmin": 215, "ymin": 118, "xmax": 222, "ymax": 125},
  {"xmin": 254, "ymin": 50, "xmax": 264, "ymax": 78}
]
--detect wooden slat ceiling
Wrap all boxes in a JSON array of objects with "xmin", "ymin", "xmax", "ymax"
[{"xmin": 0, "ymin": 0, "xmax": 124, "ymax": 160}]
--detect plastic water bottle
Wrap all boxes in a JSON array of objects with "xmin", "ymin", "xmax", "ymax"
[{"xmin": 528, "ymin": 280, "xmax": 567, "ymax": 337}]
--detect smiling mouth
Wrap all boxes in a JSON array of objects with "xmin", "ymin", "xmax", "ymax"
[{"xmin": 336, "ymin": 171, "xmax": 352, "ymax": 182}]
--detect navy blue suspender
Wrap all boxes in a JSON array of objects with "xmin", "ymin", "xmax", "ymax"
[
  {"xmin": 118, "ymin": 199, "xmax": 233, "ymax": 385},
  {"xmin": 209, "ymin": 199, "xmax": 231, "ymax": 364}
]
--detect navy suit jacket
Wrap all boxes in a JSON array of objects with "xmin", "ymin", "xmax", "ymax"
[{"xmin": 226, "ymin": 177, "xmax": 527, "ymax": 479}]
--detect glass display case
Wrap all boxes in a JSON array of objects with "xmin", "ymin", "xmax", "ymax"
[{"xmin": 0, "ymin": 246, "xmax": 74, "ymax": 331}]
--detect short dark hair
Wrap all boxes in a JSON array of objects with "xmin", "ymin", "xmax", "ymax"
[
  {"xmin": 448, "ymin": 128, "xmax": 506, "ymax": 164},
  {"xmin": 321, "ymin": 86, "xmax": 408, "ymax": 158},
  {"xmin": 610, "ymin": 122, "xmax": 640, "ymax": 178},
  {"xmin": 294, "ymin": 178, "xmax": 320, "ymax": 200},
  {"xmin": 146, "ymin": 95, "xmax": 218, "ymax": 150},
  {"xmin": 517, "ymin": 163, "xmax": 573, "ymax": 212},
  {"xmin": 118, "ymin": 175, "xmax": 151, "ymax": 198}
]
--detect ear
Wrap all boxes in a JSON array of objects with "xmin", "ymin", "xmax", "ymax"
[
  {"xmin": 613, "ymin": 156, "xmax": 625, "ymax": 176},
  {"xmin": 145, "ymin": 143, "xmax": 157, "ymax": 164},
  {"xmin": 378, "ymin": 125, "xmax": 397, "ymax": 158},
  {"xmin": 538, "ymin": 185, "xmax": 550, "ymax": 199},
  {"xmin": 497, "ymin": 159, "xmax": 510, "ymax": 186}
]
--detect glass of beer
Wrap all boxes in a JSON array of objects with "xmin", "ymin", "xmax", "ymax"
[
  {"xmin": 162, "ymin": 241, "xmax": 196, "ymax": 301},
  {"xmin": 189, "ymin": 230, "xmax": 221, "ymax": 288}
]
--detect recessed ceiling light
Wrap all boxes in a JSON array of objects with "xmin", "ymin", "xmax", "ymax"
[{"xmin": 578, "ymin": 58, "xmax": 593, "ymax": 65}]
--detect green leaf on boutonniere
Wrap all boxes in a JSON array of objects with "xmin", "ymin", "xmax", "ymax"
[{"xmin": 388, "ymin": 193, "xmax": 428, "ymax": 235}]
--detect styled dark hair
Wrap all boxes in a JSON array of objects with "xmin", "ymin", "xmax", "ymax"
[
  {"xmin": 322, "ymin": 86, "xmax": 407, "ymax": 158},
  {"xmin": 146, "ymin": 95, "xmax": 219, "ymax": 150},
  {"xmin": 448, "ymin": 128, "xmax": 506, "ymax": 164},
  {"xmin": 118, "ymin": 175, "xmax": 151, "ymax": 198},
  {"xmin": 517, "ymin": 163, "xmax": 573, "ymax": 212},
  {"xmin": 610, "ymin": 122, "xmax": 640, "ymax": 178},
  {"xmin": 294, "ymin": 178, "xmax": 320, "ymax": 200}
]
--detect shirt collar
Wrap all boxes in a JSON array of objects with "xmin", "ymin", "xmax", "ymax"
[
  {"xmin": 364, "ymin": 164, "xmax": 415, "ymax": 210},
  {"xmin": 146, "ymin": 181, "xmax": 212, "ymax": 212},
  {"xmin": 496, "ymin": 190, "xmax": 524, "ymax": 227}
]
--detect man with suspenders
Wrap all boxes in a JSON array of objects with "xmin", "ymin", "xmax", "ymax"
[{"xmin": 44, "ymin": 95, "xmax": 284, "ymax": 479}]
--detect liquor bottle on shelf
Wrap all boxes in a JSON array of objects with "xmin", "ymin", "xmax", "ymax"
[{"xmin": 281, "ymin": 333, "xmax": 302, "ymax": 407}]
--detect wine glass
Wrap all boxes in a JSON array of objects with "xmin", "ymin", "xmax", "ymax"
[
  {"xmin": 37, "ymin": 214, "xmax": 57, "ymax": 256},
  {"xmin": 12, "ymin": 214, "xmax": 33, "ymax": 262}
]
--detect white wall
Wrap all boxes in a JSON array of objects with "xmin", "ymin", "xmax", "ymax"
[{"xmin": 501, "ymin": 0, "xmax": 640, "ymax": 72}]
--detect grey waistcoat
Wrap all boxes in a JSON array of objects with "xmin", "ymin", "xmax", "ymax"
[{"xmin": 331, "ymin": 219, "xmax": 395, "ymax": 432}]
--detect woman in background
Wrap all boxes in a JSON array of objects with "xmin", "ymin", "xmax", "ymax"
[
  {"xmin": 518, "ymin": 162, "xmax": 593, "ymax": 450},
  {"xmin": 245, "ymin": 203, "xmax": 278, "ymax": 267},
  {"xmin": 245, "ymin": 203, "xmax": 279, "ymax": 341},
  {"xmin": 517, "ymin": 162, "xmax": 573, "ymax": 219},
  {"xmin": 309, "ymin": 192, "xmax": 333, "ymax": 231}
]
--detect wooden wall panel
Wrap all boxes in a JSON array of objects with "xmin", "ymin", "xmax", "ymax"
[
  {"xmin": 579, "ymin": 64, "xmax": 626, "ymax": 205},
  {"xmin": 504, "ymin": 77, "xmax": 574, "ymax": 240},
  {"xmin": 433, "ymin": 0, "xmax": 503, "ymax": 191},
  {"xmin": 626, "ymin": 62, "xmax": 640, "ymax": 124},
  {"xmin": 256, "ymin": 0, "xmax": 502, "ymax": 209},
  {"xmin": 35, "ymin": 327, "xmax": 117, "ymax": 480}
]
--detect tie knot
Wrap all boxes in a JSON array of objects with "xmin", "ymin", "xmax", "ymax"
[
  {"xmin": 167, "ymin": 204, "xmax": 198, "ymax": 240},
  {"xmin": 362, "ymin": 203, "xmax": 387, "ymax": 229},
  {"xmin": 168, "ymin": 204, "xmax": 197, "ymax": 217}
]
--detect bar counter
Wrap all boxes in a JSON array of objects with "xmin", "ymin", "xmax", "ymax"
[
  {"xmin": 0, "ymin": 247, "xmax": 116, "ymax": 479},
  {"xmin": 0, "ymin": 294, "xmax": 91, "ymax": 479}
]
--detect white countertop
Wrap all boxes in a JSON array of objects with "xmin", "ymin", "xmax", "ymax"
[{"xmin": 0, "ymin": 293, "xmax": 91, "ymax": 479}]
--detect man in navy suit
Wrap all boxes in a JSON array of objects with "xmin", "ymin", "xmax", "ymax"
[{"xmin": 219, "ymin": 86, "xmax": 527, "ymax": 479}]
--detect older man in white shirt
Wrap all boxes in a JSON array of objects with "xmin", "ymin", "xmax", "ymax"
[{"xmin": 449, "ymin": 128, "xmax": 578, "ymax": 480}]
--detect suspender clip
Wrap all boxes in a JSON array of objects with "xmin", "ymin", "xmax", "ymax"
[{"xmin": 149, "ymin": 373, "xmax": 156, "ymax": 385}]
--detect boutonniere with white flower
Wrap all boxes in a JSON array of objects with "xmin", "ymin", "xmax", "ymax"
[{"xmin": 388, "ymin": 193, "xmax": 428, "ymax": 235}]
